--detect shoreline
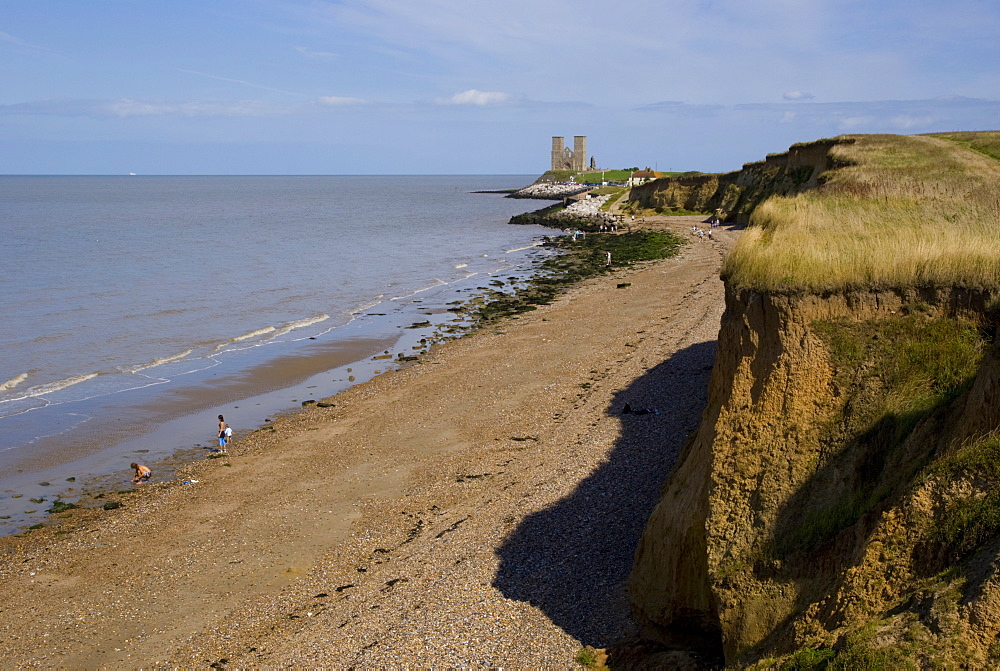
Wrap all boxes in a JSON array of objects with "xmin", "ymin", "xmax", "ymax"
[
  {"xmin": 0, "ymin": 174, "xmax": 549, "ymax": 532},
  {"xmin": 0, "ymin": 216, "xmax": 736, "ymax": 666},
  {"xmin": 0, "ymin": 236, "xmax": 555, "ymax": 534}
]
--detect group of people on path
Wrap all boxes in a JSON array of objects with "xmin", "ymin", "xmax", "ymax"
[
  {"xmin": 691, "ymin": 225, "xmax": 713, "ymax": 240},
  {"xmin": 129, "ymin": 414, "xmax": 233, "ymax": 485}
]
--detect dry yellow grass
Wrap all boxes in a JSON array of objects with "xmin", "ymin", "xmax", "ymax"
[{"xmin": 722, "ymin": 133, "xmax": 1000, "ymax": 292}]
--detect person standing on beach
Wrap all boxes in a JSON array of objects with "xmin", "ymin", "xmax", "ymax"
[
  {"xmin": 131, "ymin": 462, "xmax": 151, "ymax": 484},
  {"xmin": 217, "ymin": 414, "xmax": 229, "ymax": 452}
]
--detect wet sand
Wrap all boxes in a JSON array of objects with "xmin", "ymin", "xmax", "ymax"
[
  {"xmin": 0, "ymin": 216, "xmax": 735, "ymax": 667},
  {"xmin": 0, "ymin": 259, "xmax": 532, "ymax": 531}
]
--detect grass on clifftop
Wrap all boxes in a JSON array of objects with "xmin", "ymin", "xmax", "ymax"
[
  {"xmin": 931, "ymin": 131, "xmax": 1000, "ymax": 163},
  {"xmin": 722, "ymin": 132, "xmax": 1000, "ymax": 293}
]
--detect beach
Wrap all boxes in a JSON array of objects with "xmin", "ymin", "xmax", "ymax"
[
  {"xmin": 0, "ymin": 216, "xmax": 735, "ymax": 667},
  {"xmin": 0, "ymin": 175, "xmax": 552, "ymax": 531}
]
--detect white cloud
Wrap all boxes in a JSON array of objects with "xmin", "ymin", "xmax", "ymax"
[
  {"xmin": 287, "ymin": 0, "xmax": 1000, "ymax": 107},
  {"xmin": 838, "ymin": 116, "xmax": 875, "ymax": 130},
  {"xmin": 178, "ymin": 69, "xmax": 302, "ymax": 97},
  {"xmin": 0, "ymin": 30, "xmax": 47, "ymax": 51},
  {"xmin": 104, "ymin": 99, "xmax": 289, "ymax": 117},
  {"xmin": 294, "ymin": 46, "xmax": 340, "ymax": 61},
  {"xmin": 637, "ymin": 96, "xmax": 1000, "ymax": 137},
  {"xmin": 436, "ymin": 89, "xmax": 511, "ymax": 106},
  {"xmin": 0, "ymin": 96, "xmax": 372, "ymax": 119},
  {"xmin": 316, "ymin": 96, "xmax": 367, "ymax": 106},
  {"xmin": 890, "ymin": 114, "xmax": 937, "ymax": 129}
]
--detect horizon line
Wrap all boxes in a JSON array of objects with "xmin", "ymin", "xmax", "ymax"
[{"xmin": 0, "ymin": 172, "xmax": 543, "ymax": 178}]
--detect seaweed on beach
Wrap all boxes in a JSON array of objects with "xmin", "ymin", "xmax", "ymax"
[
  {"xmin": 468, "ymin": 230, "xmax": 685, "ymax": 323},
  {"xmin": 507, "ymin": 202, "xmax": 566, "ymax": 227},
  {"xmin": 46, "ymin": 501, "xmax": 78, "ymax": 514}
]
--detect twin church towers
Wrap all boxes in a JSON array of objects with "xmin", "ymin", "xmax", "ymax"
[{"xmin": 551, "ymin": 136, "xmax": 593, "ymax": 172}]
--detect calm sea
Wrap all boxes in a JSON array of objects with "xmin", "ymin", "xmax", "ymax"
[{"xmin": 0, "ymin": 175, "xmax": 550, "ymax": 530}]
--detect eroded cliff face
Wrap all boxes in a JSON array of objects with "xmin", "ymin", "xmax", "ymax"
[
  {"xmin": 628, "ymin": 139, "xmax": 839, "ymax": 223},
  {"xmin": 629, "ymin": 286, "xmax": 1000, "ymax": 667}
]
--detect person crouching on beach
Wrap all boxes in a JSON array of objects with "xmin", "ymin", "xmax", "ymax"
[{"xmin": 131, "ymin": 462, "xmax": 152, "ymax": 484}]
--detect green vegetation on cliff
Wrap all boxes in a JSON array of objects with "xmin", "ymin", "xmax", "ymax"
[
  {"xmin": 757, "ymin": 307, "xmax": 1000, "ymax": 668},
  {"xmin": 927, "ymin": 435, "xmax": 1000, "ymax": 562},
  {"xmin": 778, "ymin": 313, "xmax": 985, "ymax": 556},
  {"xmin": 538, "ymin": 169, "xmax": 683, "ymax": 184},
  {"xmin": 540, "ymin": 169, "xmax": 632, "ymax": 183},
  {"xmin": 626, "ymin": 131, "xmax": 1000, "ymax": 670},
  {"xmin": 722, "ymin": 133, "xmax": 1000, "ymax": 292}
]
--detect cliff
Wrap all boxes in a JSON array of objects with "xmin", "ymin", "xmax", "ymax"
[
  {"xmin": 627, "ymin": 132, "xmax": 1000, "ymax": 668},
  {"xmin": 626, "ymin": 139, "xmax": 839, "ymax": 224}
]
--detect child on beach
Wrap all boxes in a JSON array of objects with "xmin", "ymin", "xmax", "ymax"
[
  {"xmin": 131, "ymin": 462, "xmax": 152, "ymax": 484},
  {"xmin": 217, "ymin": 415, "xmax": 229, "ymax": 452}
]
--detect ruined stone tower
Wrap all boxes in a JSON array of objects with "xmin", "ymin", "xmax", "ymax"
[{"xmin": 551, "ymin": 136, "xmax": 587, "ymax": 172}]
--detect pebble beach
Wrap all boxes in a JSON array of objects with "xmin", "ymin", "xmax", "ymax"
[{"xmin": 0, "ymin": 216, "xmax": 735, "ymax": 668}]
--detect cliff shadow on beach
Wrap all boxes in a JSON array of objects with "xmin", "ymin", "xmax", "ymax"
[{"xmin": 492, "ymin": 340, "xmax": 717, "ymax": 646}]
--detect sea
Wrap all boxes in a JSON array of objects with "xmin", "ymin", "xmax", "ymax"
[{"xmin": 0, "ymin": 175, "xmax": 553, "ymax": 532}]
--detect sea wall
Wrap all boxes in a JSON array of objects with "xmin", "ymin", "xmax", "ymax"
[
  {"xmin": 628, "ymin": 284, "xmax": 1000, "ymax": 667},
  {"xmin": 507, "ymin": 183, "xmax": 592, "ymax": 199},
  {"xmin": 627, "ymin": 139, "xmax": 840, "ymax": 223},
  {"xmin": 507, "ymin": 196, "xmax": 616, "ymax": 229}
]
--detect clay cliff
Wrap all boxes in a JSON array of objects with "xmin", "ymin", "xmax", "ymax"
[{"xmin": 627, "ymin": 133, "xmax": 1000, "ymax": 668}]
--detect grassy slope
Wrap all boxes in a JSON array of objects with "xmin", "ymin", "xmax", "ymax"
[{"xmin": 722, "ymin": 133, "xmax": 1000, "ymax": 292}]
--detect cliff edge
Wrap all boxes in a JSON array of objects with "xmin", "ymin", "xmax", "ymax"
[
  {"xmin": 628, "ymin": 132, "xmax": 1000, "ymax": 668},
  {"xmin": 626, "ymin": 139, "xmax": 839, "ymax": 223}
]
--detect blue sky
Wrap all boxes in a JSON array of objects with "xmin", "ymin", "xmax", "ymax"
[{"xmin": 1, "ymin": 0, "xmax": 998, "ymax": 175}]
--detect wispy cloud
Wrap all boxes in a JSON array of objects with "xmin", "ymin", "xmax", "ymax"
[
  {"xmin": 435, "ymin": 89, "xmax": 511, "ymax": 106},
  {"xmin": 0, "ymin": 29, "xmax": 51, "ymax": 53},
  {"xmin": 315, "ymin": 95, "xmax": 368, "ymax": 106},
  {"xmin": 104, "ymin": 99, "xmax": 289, "ymax": 117},
  {"xmin": 0, "ymin": 98, "xmax": 293, "ymax": 118},
  {"xmin": 6, "ymin": 93, "xmax": 996, "ymax": 133},
  {"xmin": 639, "ymin": 96, "xmax": 1000, "ymax": 134},
  {"xmin": 294, "ymin": 46, "xmax": 340, "ymax": 61},
  {"xmin": 178, "ymin": 69, "xmax": 304, "ymax": 97},
  {"xmin": 838, "ymin": 116, "xmax": 873, "ymax": 130},
  {"xmin": 285, "ymin": 0, "xmax": 1000, "ymax": 107},
  {"xmin": 889, "ymin": 114, "xmax": 938, "ymax": 130},
  {"xmin": 637, "ymin": 101, "xmax": 726, "ymax": 117}
]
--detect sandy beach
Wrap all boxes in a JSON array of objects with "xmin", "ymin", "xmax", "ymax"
[{"xmin": 0, "ymin": 216, "xmax": 735, "ymax": 667}]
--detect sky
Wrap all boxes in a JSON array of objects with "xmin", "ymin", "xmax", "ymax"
[{"xmin": 1, "ymin": 0, "xmax": 998, "ymax": 175}]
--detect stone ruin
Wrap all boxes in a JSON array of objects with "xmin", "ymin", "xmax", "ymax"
[{"xmin": 551, "ymin": 136, "xmax": 588, "ymax": 172}]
